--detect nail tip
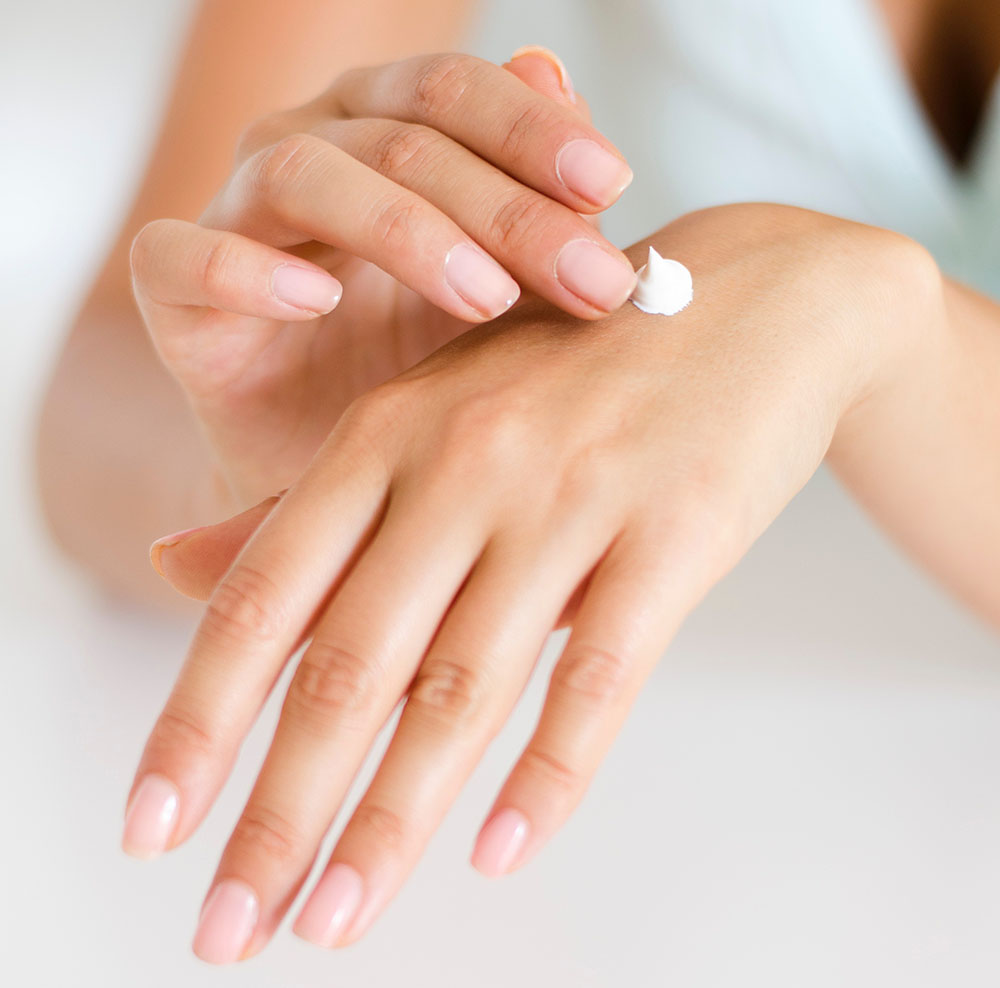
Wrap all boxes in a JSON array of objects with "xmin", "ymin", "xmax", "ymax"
[
  {"xmin": 148, "ymin": 542, "xmax": 167, "ymax": 579},
  {"xmin": 121, "ymin": 840, "xmax": 162, "ymax": 861}
]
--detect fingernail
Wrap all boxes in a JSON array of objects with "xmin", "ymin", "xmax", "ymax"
[
  {"xmin": 271, "ymin": 264, "xmax": 342, "ymax": 314},
  {"xmin": 555, "ymin": 139, "xmax": 633, "ymax": 207},
  {"xmin": 121, "ymin": 773, "xmax": 180, "ymax": 859},
  {"xmin": 510, "ymin": 45, "xmax": 576, "ymax": 102},
  {"xmin": 192, "ymin": 879, "xmax": 259, "ymax": 965},
  {"xmin": 149, "ymin": 526, "xmax": 207, "ymax": 579},
  {"xmin": 472, "ymin": 808, "xmax": 530, "ymax": 878},
  {"xmin": 292, "ymin": 863, "xmax": 364, "ymax": 948},
  {"xmin": 555, "ymin": 239, "xmax": 638, "ymax": 312},
  {"xmin": 445, "ymin": 244, "xmax": 520, "ymax": 319}
]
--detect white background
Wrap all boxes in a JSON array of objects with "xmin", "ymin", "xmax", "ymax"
[{"xmin": 3, "ymin": 2, "xmax": 999, "ymax": 985}]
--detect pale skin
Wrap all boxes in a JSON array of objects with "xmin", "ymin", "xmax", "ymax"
[{"xmin": 36, "ymin": 0, "xmax": 1000, "ymax": 966}]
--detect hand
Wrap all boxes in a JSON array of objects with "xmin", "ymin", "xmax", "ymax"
[
  {"xmin": 125, "ymin": 203, "xmax": 941, "ymax": 963},
  {"xmin": 128, "ymin": 48, "xmax": 637, "ymax": 507}
]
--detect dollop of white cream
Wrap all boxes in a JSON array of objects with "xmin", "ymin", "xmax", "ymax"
[{"xmin": 629, "ymin": 247, "xmax": 693, "ymax": 316}]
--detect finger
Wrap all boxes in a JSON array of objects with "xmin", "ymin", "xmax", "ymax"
[
  {"xmin": 503, "ymin": 46, "xmax": 579, "ymax": 111},
  {"xmin": 150, "ymin": 494, "xmax": 283, "ymax": 602},
  {"xmin": 131, "ymin": 219, "xmax": 343, "ymax": 322},
  {"xmin": 324, "ymin": 118, "xmax": 635, "ymax": 317},
  {"xmin": 501, "ymin": 49, "xmax": 603, "ymax": 234},
  {"xmin": 329, "ymin": 53, "xmax": 633, "ymax": 212},
  {"xmin": 209, "ymin": 133, "xmax": 521, "ymax": 322},
  {"xmin": 192, "ymin": 482, "xmax": 489, "ymax": 963},
  {"xmin": 122, "ymin": 393, "xmax": 398, "ymax": 863},
  {"xmin": 472, "ymin": 513, "xmax": 731, "ymax": 878},
  {"xmin": 293, "ymin": 512, "xmax": 615, "ymax": 949}
]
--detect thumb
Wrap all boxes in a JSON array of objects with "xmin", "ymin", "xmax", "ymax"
[{"xmin": 149, "ymin": 492, "xmax": 283, "ymax": 601}]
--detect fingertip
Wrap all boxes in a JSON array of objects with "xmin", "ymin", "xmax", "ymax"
[
  {"xmin": 554, "ymin": 238, "xmax": 638, "ymax": 316},
  {"xmin": 444, "ymin": 243, "xmax": 521, "ymax": 321},
  {"xmin": 471, "ymin": 807, "xmax": 531, "ymax": 878},
  {"xmin": 150, "ymin": 526, "xmax": 207, "ymax": 581},
  {"xmin": 121, "ymin": 773, "xmax": 181, "ymax": 860},
  {"xmin": 506, "ymin": 45, "xmax": 576, "ymax": 105},
  {"xmin": 271, "ymin": 264, "xmax": 343, "ymax": 316}
]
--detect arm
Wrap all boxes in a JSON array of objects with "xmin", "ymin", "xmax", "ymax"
[
  {"xmin": 35, "ymin": 0, "xmax": 477, "ymax": 610},
  {"xmin": 828, "ymin": 272, "xmax": 1000, "ymax": 629}
]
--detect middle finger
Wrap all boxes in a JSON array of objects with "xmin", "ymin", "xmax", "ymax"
[
  {"xmin": 322, "ymin": 117, "xmax": 637, "ymax": 317},
  {"xmin": 191, "ymin": 482, "xmax": 487, "ymax": 963}
]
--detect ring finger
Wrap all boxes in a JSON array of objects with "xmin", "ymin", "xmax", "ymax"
[
  {"xmin": 191, "ymin": 484, "xmax": 488, "ymax": 963},
  {"xmin": 321, "ymin": 118, "xmax": 636, "ymax": 318},
  {"xmin": 293, "ymin": 509, "xmax": 618, "ymax": 948}
]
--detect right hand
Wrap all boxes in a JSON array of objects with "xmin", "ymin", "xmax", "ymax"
[{"xmin": 129, "ymin": 48, "xmax": 637, "ymax": 507}]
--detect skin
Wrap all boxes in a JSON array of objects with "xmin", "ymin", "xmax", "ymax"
[
  {"xmin": 129, "ymin": 52, "xmax": 633, "ymax": 509},
  {"xmin": 133, "ymin": 202, "xmax": 1000, "ymax": 962},
  {"xmin": 34, "ymin": 0, "xmax": 1000, "ymax": 966}
]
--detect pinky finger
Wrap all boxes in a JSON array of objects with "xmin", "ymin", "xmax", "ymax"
[
  {"xmin": 130, "ymin": 217, "xmax": 343, "ymax": 322},
  {"xmin": 471, "ymin": 518, "xmax": 728, "ymax": 878}
]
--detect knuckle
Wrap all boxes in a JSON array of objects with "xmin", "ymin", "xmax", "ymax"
[
  {"xmin": 235, "ymin": 112, "xmax": 285, "ymax": 160},
  {"xmin": 366, "ymin": 191, "xmax": 428, "ymax": 254},
  {"xmin": 129, "ymin": 218, "xmax": 173, "ymax": 283},
  {"xmin": 519, "ymin": 746, "xmax": 580, "ymax": 794},
  {"xmin": 552, "ymin": 644, "xmax": 632, "ymax": 706},
  {"xmin": 556, "ymin": 441, "xmax": 616, "ymax": 509},
  {"xmin": 152, "ymin": 706, "xmax": 216, "ymax": 759},
  {"xmin": 285, "ymin": 640, "xmax": 379, "ymax": 729},
  {"xmin": 489, "ymin": 191, "xmax": 556, "ymax": 256},
  {"xmin": 440, "ymin": 392, "xmax": 530, "ymax": 472},
  {"xmin": 253, "ymin": 132, "xmax": 326, "ymax": 207},
  {"xmin": 497, "ymin": 102, "xmax": 552, "ymax": 163},
  {"xmin": 230, "ymin": 805, "xmax": 303, "ymax": 864},
  {"xmin": 665, "ymin": 470, "xmax": 740, "ymax": 564},
  {"xmin": 341, "ymin": 381, "xmax": 413, "ymax": 444},
  {"xmin": 366, "ymin": 123, "xmax": 443, "ymax": 180},
  {"xmin": 411, "ymin": 53, "xmax": 478, "ymax": 118},
  {"xmin": 350, "ymin": 802, "xmax": 408, "ymax": 851},
  {"xmin": 196, "ymin": 236, "xmax": 238, "ymax": 297},
  {"xmin": 408, "ymin": 659, "xmax": 490, "ymax": 728},
  {"xmin": 203, "ymin": 564, "xmax": 287, "ymax": 646}
]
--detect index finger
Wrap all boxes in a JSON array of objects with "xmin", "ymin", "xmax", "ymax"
[{"xmin": 328, "ymin": 53, "xmax": 633, "ymax": 212}]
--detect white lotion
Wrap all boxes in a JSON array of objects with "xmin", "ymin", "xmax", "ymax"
[{"xmin": 629, "ymin": 247, "xmax": 693, "ymax": 316}]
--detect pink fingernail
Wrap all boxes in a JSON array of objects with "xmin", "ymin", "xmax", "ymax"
[
  {"xmin": 554, "ymin": 239, "xmax": 637, "ymax": 312},
  {"xmin": 292, "ymin": 863, "xmax": 364, "ymax": 948},
  {"xmin": 271, "ymin": 264, "xmax": 343, "ymax": 314},
  {"xmin": 472, "ymin": 808, "xmax": 530, "ymax": 877},
  {"xmin": 121, "ymin": 774, "xmax": 180, "ymax": 860},
  {"xmin": 510, "ymin": 45, "xmax": 576, "ymax": 102},
  {"xmin": 444, "ymin": 244, "xmax": 520, "ymax": 319},
  {"xmin": 555, "ymin": 139, "xmax": 633, "ymax": 207},
  {"xmin": 192, "ymin": 879, "xmax": 259, "ymax": 965},
  {"xmin": 149, "ymin": 526, "xmax": 207, "ymax": 578}
]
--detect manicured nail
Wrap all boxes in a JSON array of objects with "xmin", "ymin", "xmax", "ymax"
[
  {"xmin": 121, "ymin": 774, "xmax": 180, "ymax": 860},
  {"xmin": 149, "ymin": 526, "xmax": 207, "ymax": 579},
  {"xmin": 445, "ymin": 244, "xmax": 520, "ymax": 319},
  {"xmin": 554, "ymin": 239, "xmax": 638, "ymax": 312},
  {"xmin": 271, "ymin": 264, "xmax": 342, "ymax": 314},
  {"xmin": 292, "ymin": 863, "xmax": 364, "ymax": 948},
  {"xmin": 192, "ymin": 879, "xmax": 259, "ymax": 965},
  {"xmin": 510, "ymin": 45, "xmax": 576, "ymax": 102},
  {"xmin": 472, "ymin": 808, "xmax": 530, "ymax": 877},
  {"xmin": 555, "ymin": 139, "xmax": 633, "ymax": 207}
]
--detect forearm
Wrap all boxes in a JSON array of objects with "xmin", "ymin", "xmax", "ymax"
[
  {"xmin": 828, "ymin": 265, "xmax": 1000, "ymax": 630},
  {"xmin": 35, "ymin": 297, "xmax": 233, "ymax": 612}
]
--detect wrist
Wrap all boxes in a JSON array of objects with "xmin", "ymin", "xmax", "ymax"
[{"xmin": 828, "ymin": 229, "xmax": 946, "ymax": 463}]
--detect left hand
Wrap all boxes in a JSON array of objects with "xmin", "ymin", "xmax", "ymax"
[{"xmin": 124, "ymin": 203, "xmax": 941, "ymax": 962}]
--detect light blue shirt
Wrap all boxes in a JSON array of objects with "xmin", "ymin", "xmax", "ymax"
[{"xmin": 471, "ymin": 0, "xmax": 1000, "ymax": 295}]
